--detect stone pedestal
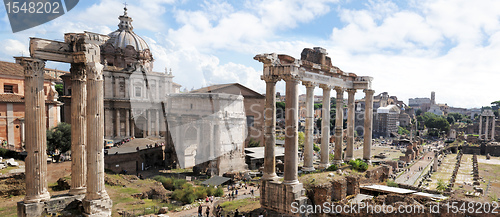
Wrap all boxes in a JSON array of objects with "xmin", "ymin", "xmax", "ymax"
[
  {"xmin": 363, "ymin": 89, "xmax": 375, "ymax": 162},
  {"xmin": 260, "ymin": 180, "xmax": 308, "ymax": 216},
  {"xmin": 261, "ymin": 75, "xmax": 279, "ymax": 180},
  {"xmin": 302, "ymin": 81, "xmax": 315, "ymax": 172},
  {"xmin": 333, "ymin": 87, "xmax": 344, "ymax": 164},
  {"xmin": 83, "ymin": 198, "xmax": 113, "ymax": 217},
  {"xmin": 69, "ymin": 63, "xmax": 87, "ymax": 195},
  {"xmin": 319, "ymin": 85, "xmax": 331, "ymax": 169},
  {"xmin": 18, "ymin": 57, "xmax": 50, "ymax": 204},
  {"xmin": 345, "ymin": 89, "xmax": 356, "ymax": 161},
  {"xmin": 18, "ymin": 194, "xmax": 85, "ymax": 217}
]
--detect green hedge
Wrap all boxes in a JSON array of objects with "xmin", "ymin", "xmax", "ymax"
[{"xmin": 348, "ymin": 159, "xmax": 368, "ymax": 172}]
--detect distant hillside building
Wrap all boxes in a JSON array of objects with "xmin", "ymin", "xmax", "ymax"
[
  {"xmin": 374, "ymin": 105, "xmax": 401, "ymax": 138},
  {"xmin": 0, "ymin": 60, "xmax": 63, "ymax": 151}
]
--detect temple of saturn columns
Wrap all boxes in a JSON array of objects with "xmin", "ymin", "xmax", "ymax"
[
  {"xmin": 478, "ymin": 109, "xmax": 496, "ymax": 141},
  {"xmin": 17, "ymin": 32, "xmax": 112, "ymax": 217},
  {"xmin": 255, "ymin": 47, "xmax": 374, "ymax": 215}
]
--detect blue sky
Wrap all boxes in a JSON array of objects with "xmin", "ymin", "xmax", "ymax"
[{"xmin": 1, "ymin": 0, "xmax": 500, "ymax": 108}]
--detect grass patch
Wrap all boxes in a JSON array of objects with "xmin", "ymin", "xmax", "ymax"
[{"xmin": 220, "ymin": 197, "xmax": 260, "ymax": 211}]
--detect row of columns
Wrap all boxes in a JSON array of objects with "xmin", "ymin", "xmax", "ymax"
[
  {"xmin": 20, "ymin": 57, "xmax": 109, "ymax": 210},
  {"xmin": 110, "ymin": 109, "xmax": 161, "ymax": 138},
  {"xmin": 479, "ymin": 115, "xmax": 496, "ymax": 140},
  {"xmin": 261, "ymin": 75, "xmax": 374, "ymax": 185}
]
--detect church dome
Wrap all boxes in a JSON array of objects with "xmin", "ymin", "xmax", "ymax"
[{"xmin": 106, "ymin": 7, "xmax": 149, "ymax": 51}]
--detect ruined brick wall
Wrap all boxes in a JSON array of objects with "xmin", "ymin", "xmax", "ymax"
[
  {"xmin": 307, "ymin": 184, "xmax": 332, "ymax": 206},
  {"xmin": 462, "ymin": 145, "xmax": 481, "ymax": 155},
  {"xmin": 331, "ymin": 179, "xmax": 346, "ymax": 201},
  {"xmin": 485, "ymin": 143, "xmax": 500, "ymax": 156},
  {"xmin": 364, "ymin": 165, "xmax": 391, "ymax": 184},
  {"xmin": 346, "ymin": 176, "xmax": 360, "ymax": 196}
]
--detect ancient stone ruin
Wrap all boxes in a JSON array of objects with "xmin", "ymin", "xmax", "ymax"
[
  {"xmin": 254, "ymin": 47, "xmax": 374, "ymax": 215},
  {"xmin": 17, "ymin": 32, "xmax": 112, "ymax": 216}
]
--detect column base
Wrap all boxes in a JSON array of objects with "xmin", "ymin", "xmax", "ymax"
[
  {"xmin": 18, "ymin": 194, "xmax": 85, "ymax": 217},
  {"xmin": 23, "ymin": 191, "xmax": 50, "ymax": 204},
  {"xmin": 83, "ymin": 198, "xmax": 112, "ymax": 217},
  {"xmin": 363, "ymin": 159, "xmax": 371, "ymax": 164},
  {"xmin": 332, "ymin": 160, "xmax": 343, "ymax": 165},
  {"xmin": 301, "ymin": 166, "xmax": 315, "ymax": 172},
  {"xmin": 262, "ymin": 172, "xmax": 278, "ymax": 181},
  {"xmin": 69, "ymin": 187, "xmax": 86, "ymax": 196},
  {"xmin": 282, "ymin": 179, "xmax": 300, "ymax": 185},
  {"xmin": 318, "ymin": 163, "xmax": 330, "ymax": 170},
  {"xmin": 344, "ymin": 156, "xmax": 353, "ymax": 162}
]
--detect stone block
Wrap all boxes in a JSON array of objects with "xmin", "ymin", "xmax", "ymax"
[
  {"xmin": 17, "ymin": 201, "xmax": 45, "ymax": 217},
  {"xmin": 83, "ymin": 198, "xmax": 112, "ymax": 217}
]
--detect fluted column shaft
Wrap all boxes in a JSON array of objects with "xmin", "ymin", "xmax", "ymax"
[
  {"xmin": 20, "ymin": 58, "xmax": 50, "ymax": 203},
  {"xmin": 69, "ymin": 63, "xmax": 87, "ymax": 195},
  {"xmin": 334, "ymin": 87, "xmax": 344, "ymax": 163},
  {"xmin": 115, "ymin": 109, "xmax": 120, "ymax": 138},
  {"xmin": 492, "ymin": 118, "xmax": 495, "ymax": 141},
  {"xmin": 283, "ymin": 75, "xmax": 299, "ymax": 185},
  {"xmin": 85, "ymin": 62, "xmax": 109, "ymax": 201},
  {"xmin": 345, "ymin": 89, "xmax": 356, "ymax": 161},
  {"xmin": 479, "ymin": 116, "xmax": 483, "ymax": 139},
  {"xmin": 156, "ymin": 110, "xmax": 160, "ymax": 136},
  {"xmin": 363, "ymin": 89, "xmax": 375, "ymax": 162},
  {"xmin": 125, "ymin": 110, "xmax": 130, "ymax": 137},
  {"xmin": 485, "ymin": 116, "xmax": 489, "ymax": 139},
  {"xmin": 319, "ymin": 85, "xmax": 331, "ymax": 169},
  {"xmin": 147, "ymin": 110, "xmax": 151, "ymax": 136},
  {"xmin": 302, "ymin": 82, "xmax": 315, "ymax": 171},
  {"xmin": 261, "ymin": 75, "xmax": 279, "ymax": 180}
]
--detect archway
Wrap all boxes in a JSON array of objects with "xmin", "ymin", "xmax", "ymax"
[{"xmin": 134, "ymin": 116, "xmax": 147, "ymax": 138}]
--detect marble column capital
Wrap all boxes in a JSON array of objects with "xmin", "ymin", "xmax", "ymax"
[
  {"xmin": 346, "ymin": 88, "xmax": 357, "ymax": 94},
  {"xmin": 334, "ymin": 86, "xmax": 345, "ymax": 93},
  {"xmin": 261, "ymin": 75, "xmax": 280, "ymax": 83},
  {"xmin": 86, "ymin": 62, "xmax": 104, "ymax": 81},
  {"xmin": 70, "ymin": 63, "xmax": 86, "ymax": 81},
  {"xmin": 363, "ymin": 89, "xmax": 375, "ymax": 95},
  {"xmin": 281, "ymin": 74, "xmax": 301, "ymax": 83},
  {"xmin": 319, "ymin": 84, "xmax": 332, "ymax": 90},
  {"xmin": 17, "ymin": 57, "xmax": 45, "ymax": 77},
  {"xmin": 302, "ymin": 81, "xmax": 317, "ymax": 88}
]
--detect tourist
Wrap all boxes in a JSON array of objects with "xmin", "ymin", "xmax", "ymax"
[
  {"xmin": 198, "ymin": 205, "xmax": 203, "ymax": 217},
  {"xmin": 251, "ymin": 189, "xmax": 254, "ymax": 196},
  {"xmin": 234, "ymin": 209, "xmax": 239, "ymax": 217},
  {"xmin": 206, "ymin": 206, "xmax": 210, "ymax": 217},
  {"xmin": 235, "ymin": 189, "xmax": 238, "ymax": 196}
]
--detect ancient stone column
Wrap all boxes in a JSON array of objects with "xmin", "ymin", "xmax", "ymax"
[
  {"xmin": 492, "ymin": 118, "xmax": 495, "ymax": 141},
  {"xmin": 485, "ymin": 116, "xmax": 489, "ymax": 140},
  {"xmin": 479, "ymin": 116, "xmax": 483, "ymax": 139},
  {"xmin": 283, "ymin": 75, "xmax": 299, "ymax": 185},
  {"xmin": 69, "ymin": 63, "xmax": 87, "ymax": 196},
  {"xmin": 19, "ymin": 57, "xmax": 50, "ymax": 203},
  {"xmin": 125, "ymin": 110, "xmax": 130, "ymax": 137},
  {"xmin": 363, "ymin": 89, "xmax": 375, "ymax": 162},
  {"xmin": 261, "ymin": 75, "xmax": 279, "ymax": 180},
  {"xmin": 84, "ymin": 61, "xmax": 112, "ymax": 215},
  {"xmin": 433, "ymin": 151, "xmax": 438, "ymax": 172},
  {"xmin": 115, "ymin": 109, "xmax": 120, "ymax": 138},
  {"xmin": 156, "ymin": 110, "xmax": 160, "ymax": 136},
  {"xmin": 147, "ymin": 110, "xmax": 151, "ymax": 136},
  {"xmin": 319, "ymin": 84, "xmax": 331, "ymax": 169},
  {"xmin": 302, "ymin": 81, "xmax": 315, "ymax": 172},
  {"xmin": 345, "ymin": 89, "xmax": 356, "ymax": 162},
  {"xmin": 334, "ymin": 87, "xmax": 344, "ymax": 164}
]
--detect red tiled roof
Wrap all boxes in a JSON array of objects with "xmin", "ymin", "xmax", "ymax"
[{"xmin": 0, "ymin": 94, "xmax": 23, "ymax": 102}]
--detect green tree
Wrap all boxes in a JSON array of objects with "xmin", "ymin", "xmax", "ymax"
[
  {"xmin": 446, "ymin": 116, "xmax": 455, "ymax": 124},
  {"xmin": 398, "ymin": 126, "xmax": 409, "ymax": 135},
  {"xmin": 46, "ymin": 122, "xmax": 71, "ymax": 159},
  {"xmin": 415, "ymin": 109, "xmax": 423, "ymax": 116},
  {"xmin": 298, "ymin": 132, "xmax": 305, "ymax": 148},
  {"xmin": 276, "ymin": 102, "xmax": 286, "ymax": 119},
  {"xmin": 492, "ymin": 100, "xmax": 500, "ymax": 108},
  {"xmin": 314, "ymin": 103, "xmax": 322, "ymax": 110}
]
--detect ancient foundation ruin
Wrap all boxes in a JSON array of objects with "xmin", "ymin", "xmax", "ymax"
[
  {"xmin": 17, "ymin": 33, "xmax": 112, "ymax": 217},
  {"xmin": 254, "ymin": 47, "xmax": 374, "ymax": 215}
]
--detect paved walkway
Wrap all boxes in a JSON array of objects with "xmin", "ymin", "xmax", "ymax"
[
  {"xmin": 171, "ymin": 185, "xmax": 260, "ymax": 217},
  {"xmin": 396, "ymin": 151, "xmax": 435, "ymax": 185}
]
